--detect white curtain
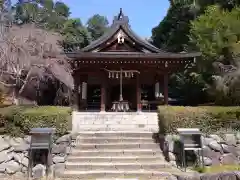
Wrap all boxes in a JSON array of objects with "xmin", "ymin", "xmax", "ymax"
[
  {"xmin": 82, "ymin": 82, "xmax": 87, "ymax": 100},
  {"xmin": 155, "ymin": 82, "xmax": 160, "ymax": 98}
]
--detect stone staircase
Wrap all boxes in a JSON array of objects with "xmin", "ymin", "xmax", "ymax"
[{"xmin": 59, "ymin": 131, "xmax": 187, "ymax": 180}]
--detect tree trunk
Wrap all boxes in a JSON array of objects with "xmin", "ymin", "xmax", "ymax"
[{"xmin": 13, "ymin": 88, "xmax": 20, "ymax": 105}]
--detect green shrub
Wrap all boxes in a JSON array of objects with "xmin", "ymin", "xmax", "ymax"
[
  {"xmin": 0, "ymin": 105, "xmax": 72, "ymax": 137},
  {"xmin": 158, "ymin": 106, "xmax": 240, "ymax": 134}
]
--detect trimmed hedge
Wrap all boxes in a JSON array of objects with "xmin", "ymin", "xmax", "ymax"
[
  {"xmin": 158, "ymin": 106, "xmax": 240, "ymax": 134},
  {"xmin": 0, "ymin": 105, "xmax": 72, "ymax": 137}
]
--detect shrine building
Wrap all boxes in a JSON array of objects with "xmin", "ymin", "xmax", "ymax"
[{"xmin": 66, "ymin": 9, "xmax": 201, "ymax": 112}]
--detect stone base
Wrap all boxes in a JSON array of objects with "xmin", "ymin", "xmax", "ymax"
[{"xmin": 72, "ymin": 111, "xmax": 158, "ymax": 132}]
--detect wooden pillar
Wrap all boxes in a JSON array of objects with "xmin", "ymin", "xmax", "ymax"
[
  {"xmin": 100, "ymin": 74, "xmax": 107, "ymax": 112},
  {"xmin": 163, "ymin": 73, "xmax": 169, "ymax": 105},
  {"xmin": 106, "ymin": 78, "xmax": 110, "ymax": 111},
  {"xmin": 72, "ymin": 72, "xmax": 80, "ymax": 111},
  {"xmin": 80, "ymin": 74, "xmax": 88, "ymax": 110},
  {"xmin": 136, "ymin": 73, "xmax": 141, "ymax": 112}
]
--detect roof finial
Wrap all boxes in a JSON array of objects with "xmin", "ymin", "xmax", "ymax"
[{"xmin": 118, "ymin": 8, "xmax": 124, "ymax": 20}]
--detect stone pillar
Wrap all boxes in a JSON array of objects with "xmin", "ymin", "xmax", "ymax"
[
  {"xmin": 100, "ymin": 74, "xmax": 107, "ymax": 112},
  {"xmin": 136, "ymin": 73, "xmax": 141, "ymax": 112},
  {"xmin": 163, "ymin": 73, "xmax": 169, "ymax": 105}
]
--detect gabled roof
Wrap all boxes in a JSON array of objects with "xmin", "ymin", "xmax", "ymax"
[
  {"xmin": 82, "ymin": 8, "xmax": 162, "ymax": 53},
  {"xmin": 72, "ymin": 8, "xmax": 201, "ymax": 58}
]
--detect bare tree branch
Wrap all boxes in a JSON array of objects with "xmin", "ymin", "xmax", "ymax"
[
  {"xmin": 0, "ymin": 80, "xmax": 16, "ymax": 87},
  {"xmin": 0, "ymin": 22, "xmax": 74, "ymax": 105},
  {"xmin": 18, "ymin": 67, "xmax": 37, "ymax": 94}
]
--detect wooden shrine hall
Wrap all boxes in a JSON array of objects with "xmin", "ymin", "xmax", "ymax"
[{"xmin": 66, "ymin": 8, "xmax": 201, "ymax": 112}]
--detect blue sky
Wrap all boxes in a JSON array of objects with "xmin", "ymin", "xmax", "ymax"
[
  {"xmin": 12, "ymin": 0, "xmax": 170, "ymax": 38},
  {"xmin": 65, "ymin": 0, "xmax": 170, "ymax": 38}
]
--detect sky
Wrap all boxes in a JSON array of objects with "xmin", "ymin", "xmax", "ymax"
[
  {"xmin": 64, "ymin": 0, "xmax": 170, "ymax": 38},
  {"xmin": 12, "ymin": 0, "xmax": 170, "ymax": 38}
]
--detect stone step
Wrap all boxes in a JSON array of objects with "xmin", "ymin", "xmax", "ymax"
[
  {"xmin": 76, "ymin": 137, "xmax": 154, "ymax": 144},
  {"xmin": 87, "ymin": 179, "xmax": 157, "ymax": 180},
  {"xmin": 67, "ymin": 156, "xmax": 165, "ymax": 163},
  {"xmin": 76, "ymin": 131, "xmax": 156, "ymax": 138},
  {"xmin": 65, "ymin": 162, "xmax": 172, "ymax": 171},
  {"xmin": 74, "ymin": 143, "xmax": 160, "ymax": 150},
  {"xmin": 56, "ymin": 178, "xmax": 163, "ymax": 180},
  {"xmin": 71, "ymin": 149, "xmax": 162, "ymax": 156},
  {"xmin": 75, "ymin": 126, "xmax": 158, "ymax": 132},
  {"xmin": 58, "ymin": 170, "xmax": 183, "ymax": 179},
  {"xmin": 74, "ymin": 119, "xmax": 158, "ymax": 124}
]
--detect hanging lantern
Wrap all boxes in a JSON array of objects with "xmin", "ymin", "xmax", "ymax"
[
  {"xmin": 131, "ymin": 72, "xmax": 134, "ymax": 77},
  {"xmin": 125, "ymin": 72, "xmax": 127, "ymax": 78},
  {"xmin": 165, "ymin": 61, "xmax": 168, "ymax": 68},
  {"xmin": 109, "ymin": 72, "xmax": 111, "ymax": 78},
  {"xmin": 116, "ymin": 73, "xmax": 119, "ymax": 79}
]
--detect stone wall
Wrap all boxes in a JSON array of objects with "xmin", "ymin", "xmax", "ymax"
[
  {"xmin": 176, "ymin": 171, "xmax": 240, "ymax": 180},
  {"xmin": 164, "ymin": 133, "xmax": 240, "ymax": 167},
  {"xmin": 0, "ymin": 133, "xmax": 74, "ymax": 178}
]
